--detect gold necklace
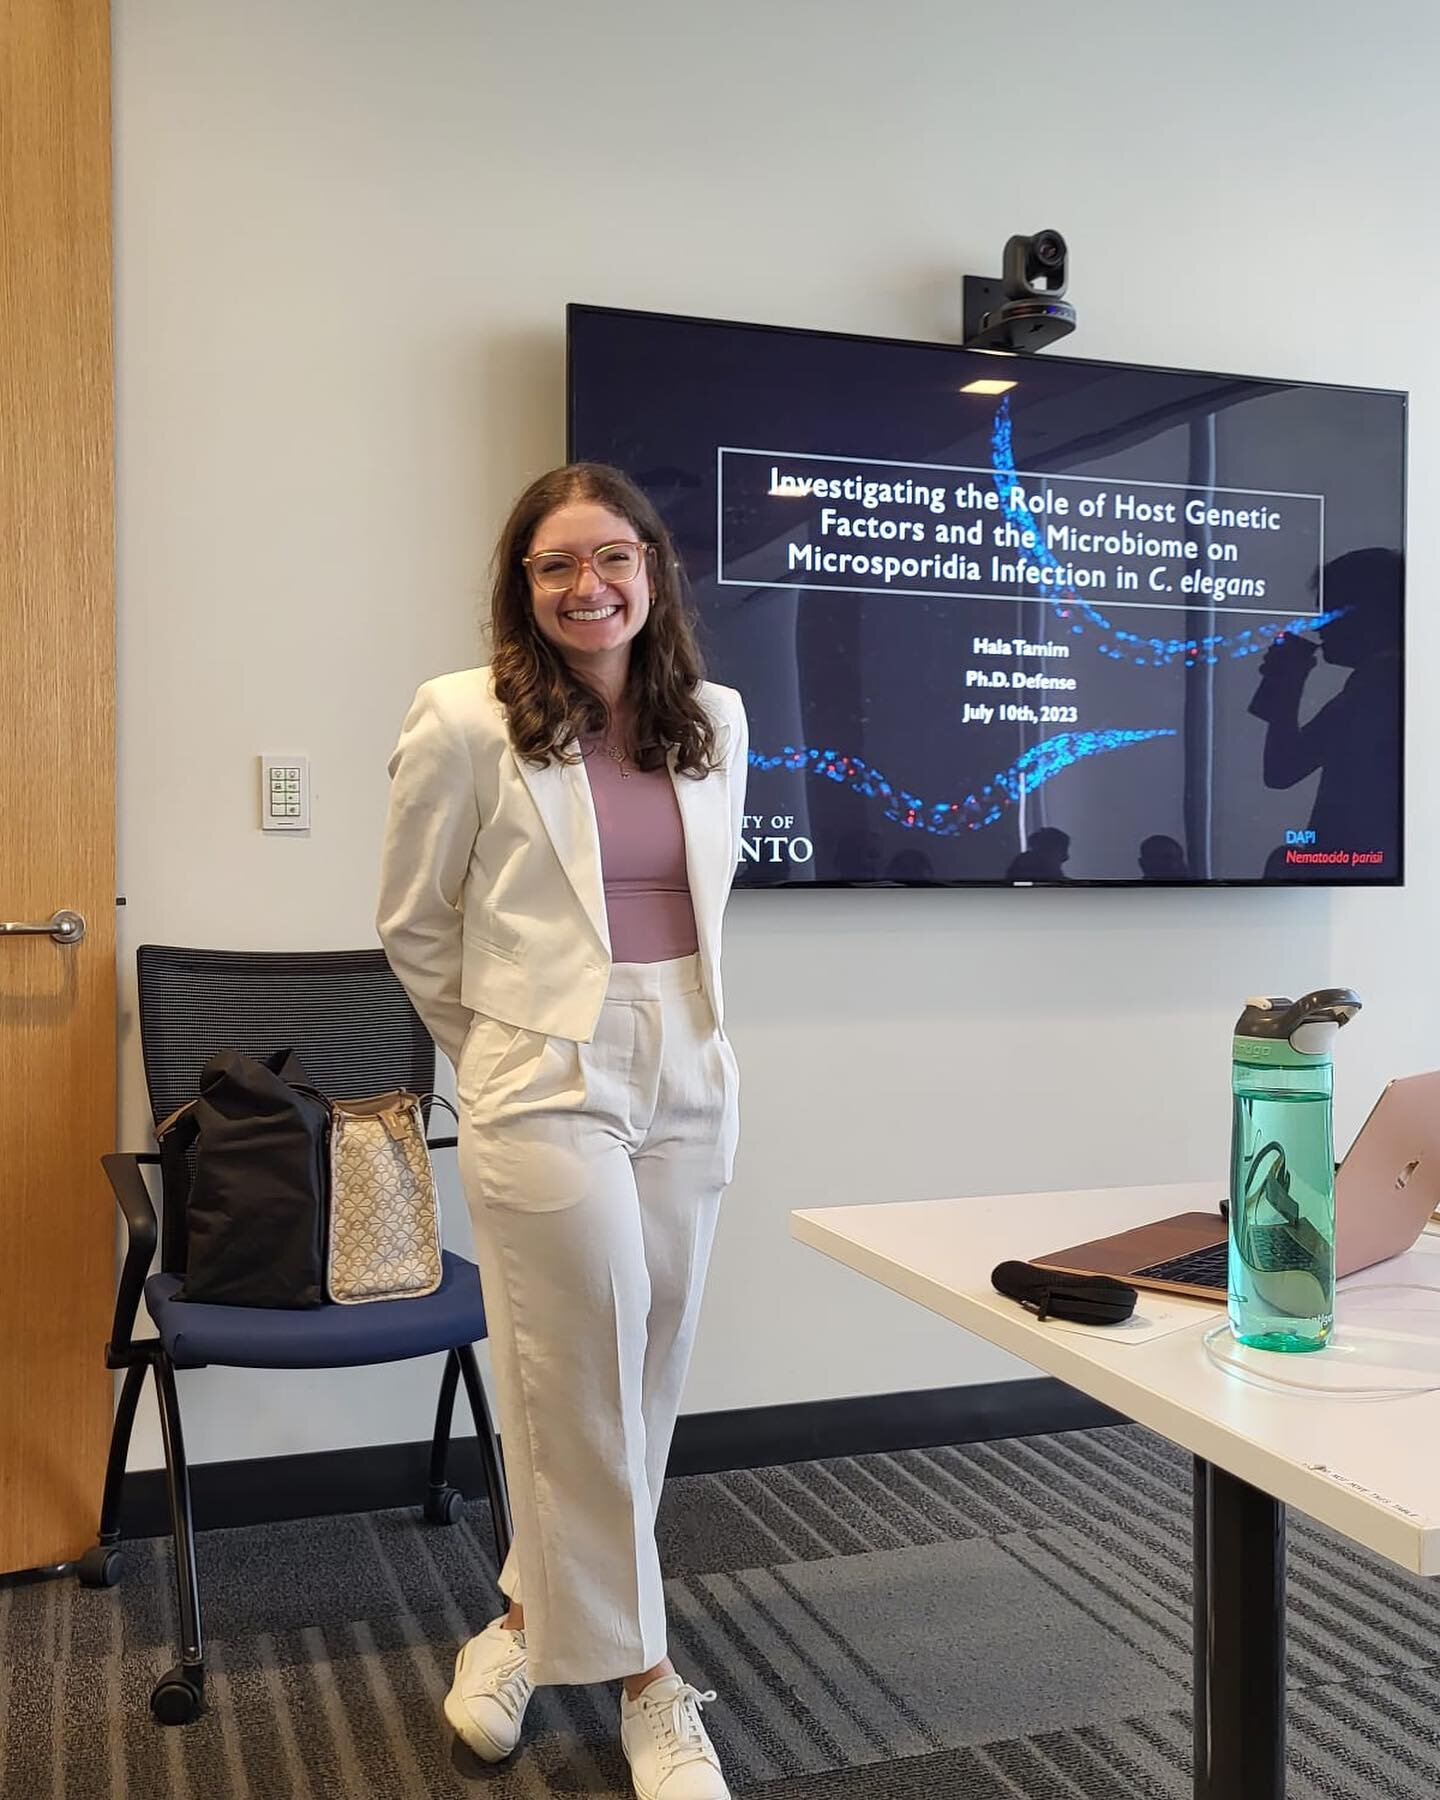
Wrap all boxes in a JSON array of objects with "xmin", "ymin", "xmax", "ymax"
[{"xmin": 605, "ymin": 742, "xmax": 630, "ymax": 779}]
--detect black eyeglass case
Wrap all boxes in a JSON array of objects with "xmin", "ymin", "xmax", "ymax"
[{"xmin": 990, "ymin": 1259, "xmax": 1138, "ymax": 1326}]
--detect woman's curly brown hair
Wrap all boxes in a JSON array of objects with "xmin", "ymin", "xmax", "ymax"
[{"xmin": 490, "ymin": 463, "xmax": 718, "ymax": 778}]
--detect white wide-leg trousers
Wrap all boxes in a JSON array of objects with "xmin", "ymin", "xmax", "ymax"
[{"xmin": 456, "ymin": 952, "xmax": 739, "ymax": 1687}]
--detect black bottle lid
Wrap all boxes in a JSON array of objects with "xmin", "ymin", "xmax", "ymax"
[{"xmin": 1234, "ymin": 989, "xmax": 1362, "ymax": 1056}]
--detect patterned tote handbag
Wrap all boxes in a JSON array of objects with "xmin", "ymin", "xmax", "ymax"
[{"xmin": 325, "ymin": 1091, "xmax": 459, "ymax": 1305}]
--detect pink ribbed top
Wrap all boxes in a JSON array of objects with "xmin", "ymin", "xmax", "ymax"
[{"xmin": 582, "ymin": 738, "xmax": 698, "ymax": 963}]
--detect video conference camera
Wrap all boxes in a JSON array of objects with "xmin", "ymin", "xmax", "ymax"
[{"xmin": 963, "ymin": 230, "xmax": 1077, "ymax": 354}]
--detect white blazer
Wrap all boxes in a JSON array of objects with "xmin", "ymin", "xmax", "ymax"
[{"xmin": 376, "ymin": 666, "xmax": 749, "ymax": 1062}]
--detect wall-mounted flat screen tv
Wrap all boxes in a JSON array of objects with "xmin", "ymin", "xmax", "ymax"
[{"xmin": 567, "ymin": 305, "xmax": 1406, "ymax": 887}]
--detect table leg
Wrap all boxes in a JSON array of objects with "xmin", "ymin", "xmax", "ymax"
[
  {"xmin": 1192, "ymin": 1458, "xmax": 1209, "ymax": 1793},
  {"xmin": 1192, "ymin": 1455, "xmax": 1287, "ymax": 1800}
]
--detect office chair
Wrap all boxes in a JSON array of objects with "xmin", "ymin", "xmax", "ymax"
[{"xmin": 80, "ymin": 945, "xmax": 511, "ymax": 1726}]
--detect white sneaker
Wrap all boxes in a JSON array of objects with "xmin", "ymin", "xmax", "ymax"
[
  {"xmin": 442, "ymin": 1615, "xmax": 534, "ymax": 1761},
  {"xmin": 620, "ymin": 1673, "xmax": 731, "ymax": 1800}
]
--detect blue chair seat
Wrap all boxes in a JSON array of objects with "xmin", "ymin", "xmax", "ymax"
[{"xmin": 145, "ymin": 1251, "xmax": 487, "ymax": 1370}]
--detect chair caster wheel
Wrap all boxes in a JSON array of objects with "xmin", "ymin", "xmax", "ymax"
[
  {"xmin": 76, "ymin": 1544, "xmax": 124, "ymax": 1588},
  {"xmin": 424, "ymin": 1485, "xmax": 465, "ymax": 1526},
  {"xmin": 151, "ymin": 1666, "xmax": 205, "ymax": 1726}
]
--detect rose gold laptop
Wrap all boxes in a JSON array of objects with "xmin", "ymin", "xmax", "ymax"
[{"xmin": 1034, "ymin": 1070, "xmax": 1440, "ymax": 1301}]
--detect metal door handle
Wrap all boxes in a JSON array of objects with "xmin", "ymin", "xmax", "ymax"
[{"xmin": 0, "ymin": 909, "xmax": 87, "ymax": 944}]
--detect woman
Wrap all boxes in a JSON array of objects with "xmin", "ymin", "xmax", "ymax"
[{"xmin": 377, "ymin": 462, "xmax": 747, "ymax": 1800}]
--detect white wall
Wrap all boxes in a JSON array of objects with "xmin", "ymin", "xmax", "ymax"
[{"xmin": 113, "ymin": 0, "xmax": 1440, "ymax": 1468}]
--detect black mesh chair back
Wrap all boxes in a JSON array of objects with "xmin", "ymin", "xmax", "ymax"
[
  {"xmin": 136, "ymin": 945, "xmax": 436, "ymax": 1276},
  {"xmin": 96, "ymin": 946, "xmax": 509, "ymax": 1722}
]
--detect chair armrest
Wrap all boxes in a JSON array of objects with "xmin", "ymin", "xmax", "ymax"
[{"xmin": 102, "ymin": 1152, "xmax": 158, "ymax": 1367}]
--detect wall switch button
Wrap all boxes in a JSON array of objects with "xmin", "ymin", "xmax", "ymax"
[{"xmin": 260, "ymin": 754, "xmax": 311, "ymax": 831}]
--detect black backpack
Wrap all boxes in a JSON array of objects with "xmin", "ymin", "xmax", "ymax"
[{"xmin": 157, "ymin": 1047, "xmax": 331, "ymax": 1308}]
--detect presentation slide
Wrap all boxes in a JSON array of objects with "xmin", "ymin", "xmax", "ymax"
[{"xmin": 569, "ymin": 307, "xmax": 1405, "ymax": 886}]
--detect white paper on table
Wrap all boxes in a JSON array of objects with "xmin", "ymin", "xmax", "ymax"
[{"xmin": 1006, "ymin": 1290, "xmax": 1217, "ymax": 1345}]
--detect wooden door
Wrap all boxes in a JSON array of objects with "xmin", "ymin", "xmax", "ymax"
[{"xmin": 0, "ymin": 0, "xmax": 116, "ymax": 1575}]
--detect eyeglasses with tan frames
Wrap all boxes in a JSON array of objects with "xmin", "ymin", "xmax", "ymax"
[{"xmin": 522, "ymin": 540, "xmax": 652, "ymax": 593}]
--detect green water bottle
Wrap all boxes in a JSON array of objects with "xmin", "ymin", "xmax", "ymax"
[{"xmin": 1229, "ymin": 990, "xmax": 1362, "ymax": 1352}]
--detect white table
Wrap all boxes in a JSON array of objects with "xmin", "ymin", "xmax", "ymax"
[{"xmin": 792, "ymin": 1181, "xmax": 1440, "ymax": 1800}]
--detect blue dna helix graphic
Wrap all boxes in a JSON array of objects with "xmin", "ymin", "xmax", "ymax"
[
  {"xmin": 989, "ymin": 396, "xmax": 1344, "ymax": 669},
  {"xmin": 749, "ymin": 729, "xmax": 1173, "ymax": 837}
]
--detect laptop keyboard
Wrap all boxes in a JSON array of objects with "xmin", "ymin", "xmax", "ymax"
[
  {"xmin": 1131, "ymin": 1242, "xmax": 1227, "ymax": 1289},
  {"xmin": 1134, "ymin": 1227, "xmax": 1321, "ymax": 1290}
]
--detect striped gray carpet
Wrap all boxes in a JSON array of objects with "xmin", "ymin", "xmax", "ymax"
[{"xmin": 3, "ymin": 1423, "xmax": 1440, "ymax": 1797}]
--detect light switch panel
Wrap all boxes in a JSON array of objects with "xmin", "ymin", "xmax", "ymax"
[{"xmin": 260, "ymin": 753, "xmax": 311, "ymax": 832}]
